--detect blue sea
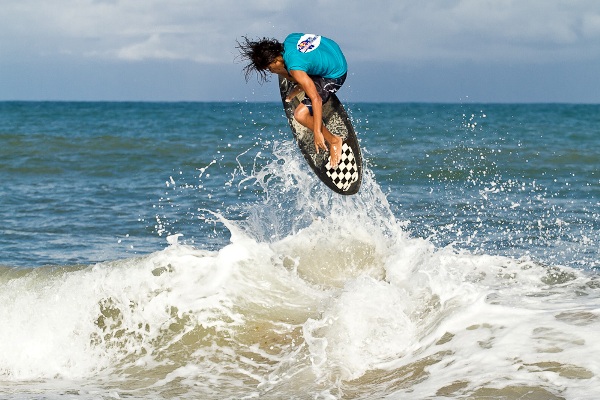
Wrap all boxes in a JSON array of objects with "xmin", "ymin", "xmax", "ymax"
[{"xmin": 0, "ymin": 101, "xmax": 599, "ymax": 399}]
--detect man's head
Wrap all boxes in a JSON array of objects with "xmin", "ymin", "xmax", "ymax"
[{"xmin": 236, "ymin": 36, "xmax": 284, "ymax": 83}]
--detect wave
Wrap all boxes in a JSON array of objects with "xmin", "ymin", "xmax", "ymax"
[{"xmin": 0, "ymin": 141, "xmax": 599, "ymax": 399}]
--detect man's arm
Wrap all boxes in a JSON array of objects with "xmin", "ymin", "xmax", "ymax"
[{"xmin": 289, "ymin": 69, "xmax": 327, "ymax": 153}]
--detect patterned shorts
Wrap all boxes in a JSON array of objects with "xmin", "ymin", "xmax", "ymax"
[{"xmin": 302, "ymin": 73, "xmax": 347, "ymax": 115}]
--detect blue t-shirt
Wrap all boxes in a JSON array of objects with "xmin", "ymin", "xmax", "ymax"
[{"xmin": 283, "ymin": 33, "xmax": 347, "ymax": 79}]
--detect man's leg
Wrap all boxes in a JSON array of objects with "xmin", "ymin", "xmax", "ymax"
[{"xmin": 294, "ymin": 104, "xmax": 343, "ymax": 168}]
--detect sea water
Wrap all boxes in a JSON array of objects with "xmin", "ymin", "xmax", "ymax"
[{"xmin": 0, "ymin": 101, "xmax": 598, "ymax": 399}]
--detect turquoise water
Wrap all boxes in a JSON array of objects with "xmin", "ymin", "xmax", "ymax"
[{"xmin": 0, "ymin": 101, "xmax": 599, "ymax": 399}]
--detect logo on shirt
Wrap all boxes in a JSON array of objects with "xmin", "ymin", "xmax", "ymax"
[{"xmin": 297, "ymin": 34, "xmax": 321, "ymax": 53}]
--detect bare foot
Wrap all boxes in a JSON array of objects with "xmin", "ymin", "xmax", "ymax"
[{"xmin": 328, "ymin": 135, "xmax": 343, "ymax": 169}]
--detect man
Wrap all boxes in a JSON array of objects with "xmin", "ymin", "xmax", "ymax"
[{"xmin": 237, "ymin": 33, "xmax": 348, "ymax": 168}]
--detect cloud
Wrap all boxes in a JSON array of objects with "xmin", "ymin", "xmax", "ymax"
[
  {"xmin": 1, "ymin": 0, "xmax": 262, "ymax": 63},
  {"xmin": 2, "ymin": 0, "xmax": 600, "ymax": 102},
  {"xmin": 3, "ymin": 0, "xmax": 600, "ymax": 67},
  {"xmin": 115, "ymin": 34, "xmax": 182, "ymax": 62},
  {"xmin": 582, "ymin": 12, "xmax": 600, "ymax": 37},
  {"xmin": 331, "ymin": 0, "xmax": 600, "ymax": 64}
]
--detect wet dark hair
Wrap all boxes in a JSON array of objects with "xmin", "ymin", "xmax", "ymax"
[{"xmin": 236, "ymin": 36, "xmax": 284, "ymax": 84}]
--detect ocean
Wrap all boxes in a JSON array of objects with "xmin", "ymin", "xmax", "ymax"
[{"xmin": 0, "ymin": 101, "xmax": 598, "ymax": 399}]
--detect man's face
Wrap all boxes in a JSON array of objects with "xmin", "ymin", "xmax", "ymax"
[{"xmin": 267, "ymin": 56, "xmax": 287, "ymax": 75}]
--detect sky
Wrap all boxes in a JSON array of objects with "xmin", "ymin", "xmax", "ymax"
[{"xmin": 2, "ymin": 0, "xmax": 600, "ymax": 103}]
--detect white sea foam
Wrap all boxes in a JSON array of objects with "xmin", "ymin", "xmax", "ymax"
[
  {"xmin": 0, "ymin": 142, "xmax": 599, "ymax": 399},
  {"xmin": 1, "ymin": 207, "xmax": 598, "ymax": 399}
]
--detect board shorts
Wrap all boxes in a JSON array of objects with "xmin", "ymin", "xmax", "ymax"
[{"xmin": 302, "ymin": 73, "xmax": 347, "ymax": 115}]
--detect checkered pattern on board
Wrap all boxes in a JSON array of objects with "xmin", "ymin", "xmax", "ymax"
[{"xmin": 326, "ymin": 143, "xmax": 359, "ymax": 191}]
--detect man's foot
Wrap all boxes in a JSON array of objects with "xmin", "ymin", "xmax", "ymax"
[{"xmin": 328, "ymin": 135, "xmax": 343, "ymax": 169}]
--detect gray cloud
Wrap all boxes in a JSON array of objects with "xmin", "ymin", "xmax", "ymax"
[
  {"xmin": 2, "ymin": 0, "xmax": 600, "ymax": 101},
  {"xmin": 4, "ymin": 0, "xmax": 600, "ymax": 62}
]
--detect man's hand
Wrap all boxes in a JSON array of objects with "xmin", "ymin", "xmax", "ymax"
[{"xmin": 313, "ymin": 129, "xmax": 327, "ymax": 154}]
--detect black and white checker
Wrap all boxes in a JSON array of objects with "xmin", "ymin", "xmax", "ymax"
[{"xmin": 325, "ymin": 143, "xmax": 359, "ymax": 192}]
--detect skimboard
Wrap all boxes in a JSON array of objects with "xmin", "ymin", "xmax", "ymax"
[{"xmin": 279, "ymin": 76, "xmax": 362, "ymax": 195}]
